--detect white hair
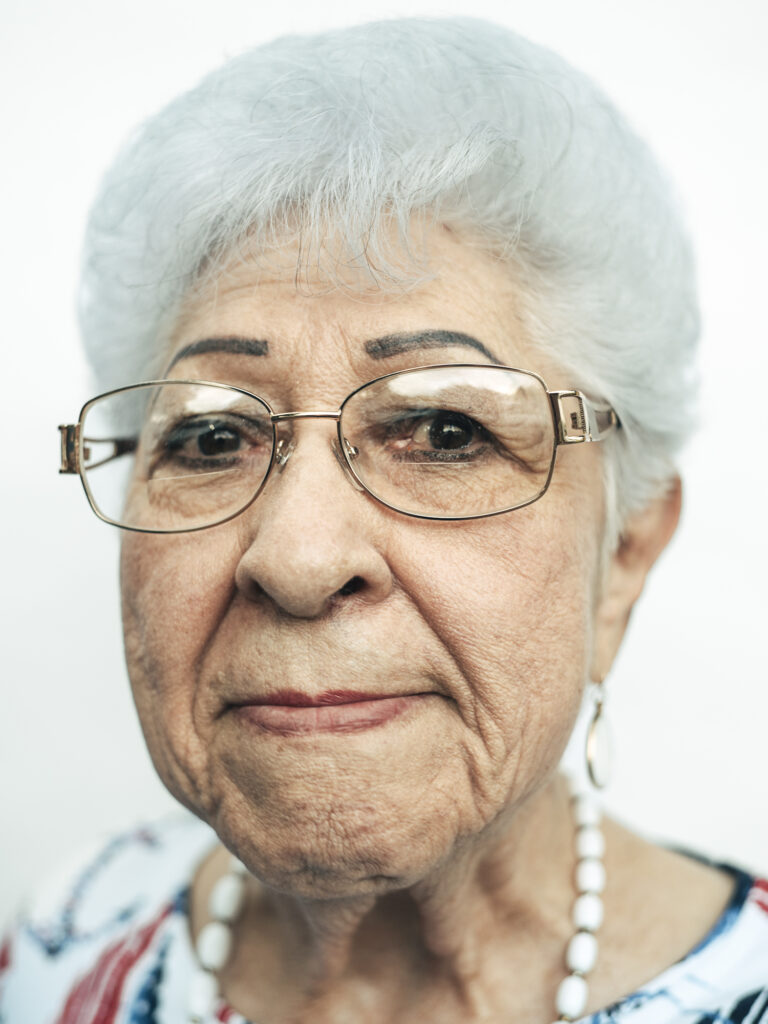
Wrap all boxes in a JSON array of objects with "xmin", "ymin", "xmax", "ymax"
[{"xmin": 79, "ymin": 17, "xmax": 699, "ymax": 537}]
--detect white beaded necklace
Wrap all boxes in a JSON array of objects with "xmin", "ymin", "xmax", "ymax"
[{"xmin": 188, "ymin": 785, "xmax": 605, "ymax": 1024}]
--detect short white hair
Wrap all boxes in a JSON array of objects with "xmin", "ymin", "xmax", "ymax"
[{"xmin": 79, "ymin": 17, "xmax": 699, "ymax": 536}]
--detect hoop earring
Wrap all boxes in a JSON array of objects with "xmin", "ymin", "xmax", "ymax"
[{"xmin": 585, "ymin": 680, "xmax": 613, "ymax": 789}]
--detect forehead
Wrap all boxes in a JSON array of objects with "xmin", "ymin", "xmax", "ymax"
[{"xmin": 165, "ymin": 227, "xmax": 563, "ymax": 391}]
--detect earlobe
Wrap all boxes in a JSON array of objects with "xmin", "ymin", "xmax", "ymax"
[{"xmin": 591, "ymin": 477, "xmax": 682, "ymax": 680}]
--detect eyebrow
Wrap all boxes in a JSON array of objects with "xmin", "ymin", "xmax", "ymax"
[
  {"xmin": 364, "ymin": 330, "xmax": 501, "ymax": 363},
  {"xmin": 165, "ymin": 328, "xmax": 502, "ymax": 373},
  {"xmin": 166, "ymin": 336, "xmax": 269, "ymax": 372}
]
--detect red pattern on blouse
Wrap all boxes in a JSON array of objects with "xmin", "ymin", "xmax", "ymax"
[
  {"xmin": 0, "ymin": 934, "xmax": 11, "ymax": 977},
  {"xmin": 751, "ymin": 878, "xmax": 768, "ymax": 915},
  {"xmin": 54, "ymin": 903, "xmax": 172, "ymax": 1024}
]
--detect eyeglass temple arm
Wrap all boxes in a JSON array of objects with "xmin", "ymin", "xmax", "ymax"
[
  {"xmin": 549, "ymin": 391, "xmax": 620, "ymax": 446},
  {"xmin": 59, "ymin": 424, "xmax": 137, "ymax": 473}
]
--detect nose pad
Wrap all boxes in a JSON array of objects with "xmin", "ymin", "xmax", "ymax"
[
  {"xmin": 275, "ymin": 437, "xmax": 296, "ymax": 472},
  {"xmin": 274, "ymin": 433, "xmax": 365, "ymax": 493},
  {"xmin": 331, "ymin": 437, "xmax": 365, "ymax": 492},
  {"xmin": 343, "ymin": 438, "xmax": 359, "ymax": 460}
]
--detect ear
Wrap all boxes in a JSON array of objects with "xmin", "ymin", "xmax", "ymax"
[{"xmin": 591, "ymin": 477, "xmax": 682, "ymax": 680}]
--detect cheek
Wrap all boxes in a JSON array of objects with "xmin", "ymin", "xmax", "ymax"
[
  {"xmin": 402, "ymin": 512, "xmax": 595, "ymax": 667},
  {"xmin": 120, "ymin": 531, "xmax": 240, "ymax": 806},
  {"xmin": 389, "ymin": 507, "xmax": 598, "ymax": 788},
  {"xmin": 121, "ymin": 532, "xmax": 239, "ymax": 668}
]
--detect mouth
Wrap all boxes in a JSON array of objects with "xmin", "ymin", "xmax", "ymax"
[{"xmin": 230, "ymin": 689, "xmax": 434, "ymax": 735}]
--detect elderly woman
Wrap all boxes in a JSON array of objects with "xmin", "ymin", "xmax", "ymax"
[{"xmin": 2, "ymin": 16, "xmax": 766, "ymax": 1024}]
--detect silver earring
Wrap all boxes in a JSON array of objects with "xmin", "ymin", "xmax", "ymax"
[{"xmin": 585, "ymin": 680, "xmax": 613, "ymax": 789}]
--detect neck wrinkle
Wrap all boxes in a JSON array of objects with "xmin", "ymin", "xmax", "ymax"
[{"xmin": 225, "ymin": 773, "xmax": 576, "ymax": 1011}]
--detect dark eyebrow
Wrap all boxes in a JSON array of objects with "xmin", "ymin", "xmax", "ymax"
[
  {"xmin": 165, "ymin": 329, "xmax": 500, "ymax": 374},
  {"xmin": 166, "ymin": 336, "xmax": 269, "ymax": 373},
  {"xmin": 364, "ymin": 330, "xmax": 501, "ymax": 364}
]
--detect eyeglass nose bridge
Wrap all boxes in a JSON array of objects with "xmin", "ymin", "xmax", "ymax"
[{"xmin": 270, "ymin": 409, "xmax": 364, "ymax": 492}]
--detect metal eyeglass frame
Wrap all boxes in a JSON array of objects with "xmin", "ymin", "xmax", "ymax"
[{"xmin": 58, "ymin": 362, "xmax": 620, "ymax": 533}]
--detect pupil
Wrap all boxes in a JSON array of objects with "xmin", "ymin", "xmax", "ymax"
[
  {"xmin": 198, "ymin": 423, "xmax": 240, "ymax": 455},
  {"xmin": 428, "ymin": 412, "xmax": 474, "ymax": 450}
]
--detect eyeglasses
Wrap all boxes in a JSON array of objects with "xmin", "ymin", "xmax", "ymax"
[{"xmin": 58, "ymin": 363, "xmax": 619, "ymax": 533}]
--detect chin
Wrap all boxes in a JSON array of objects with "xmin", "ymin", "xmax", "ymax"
[{"xmin": 206, "ymin": 784, "xmax": 457, "ymax": 900}]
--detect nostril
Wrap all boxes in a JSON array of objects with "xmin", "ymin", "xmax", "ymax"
[{"xmin": 337, "ymin": 575, "xmax": 365, "ymax": 597}]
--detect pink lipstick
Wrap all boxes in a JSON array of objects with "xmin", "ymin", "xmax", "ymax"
[{"xmin": 233, "ymin": 690, "xmax": 429, "ymax": 735}]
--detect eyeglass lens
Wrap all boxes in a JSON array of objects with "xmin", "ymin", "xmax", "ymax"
[
  {"xmin": 79, "ymin": 367, "xmax": 556, "ymax": 531},
  {"xmin": 340, "ymin": 366, "xmax": 555, "ymax": 518},
  {"xmin": 81, "ymin": 382, "xmax": 274, "ymax": 532}
]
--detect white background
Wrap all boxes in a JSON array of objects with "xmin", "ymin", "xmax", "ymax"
[{"xmin": 1, "ymin": 0, "xmax": 766, "ymax": 926}]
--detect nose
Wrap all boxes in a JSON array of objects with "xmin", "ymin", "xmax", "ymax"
[{"xmin": 233, "ymin": 425, "xmax": 393, "ymax": 618}]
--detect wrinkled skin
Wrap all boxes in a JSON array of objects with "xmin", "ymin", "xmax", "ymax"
[{"xmin": 120, "ymin": 228, "xmax": 727, "ymax": 1023}]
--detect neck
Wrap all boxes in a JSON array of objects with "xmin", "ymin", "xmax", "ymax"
[{"xmin": 193, "ymin": 774, "xmax": 578, "ymax": 1022}]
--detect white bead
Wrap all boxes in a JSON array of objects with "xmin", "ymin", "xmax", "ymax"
[
  {"xmin": 555, "ymin": 973, "xmax": 588, "ymax": 1019},
  {"xmin": 572, "ymin": 795, "xmax": 601, "ymax": 828},
  {"xmin": 575, "ymin": 858, "xmax": 606, "ymax": 894},
  {"xmin": 187, "ymin": 968, "xmax": 218, "ymax": 1019},
  {"xmin": 196, "ymin": 920, "xmax": 232, "ymax": 971},
  {"xmin": 576, "ymin": 826, "xmax": 605, "ymax": 860},
  {"xmin": 566, "ymin": 931, "xmax": 598, "ymax": 974},
  {"xmin": 209, "ymin": 873, "xmax": 246, "ymax": 923},
  {"xmin": 572, "ymin": 892, "xmax": 604, "ymax": 932}
]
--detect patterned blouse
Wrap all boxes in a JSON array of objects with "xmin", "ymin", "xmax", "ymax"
[{"xmin": 1, "ymin": 816, "xmax": 767, "ymax": 1024}]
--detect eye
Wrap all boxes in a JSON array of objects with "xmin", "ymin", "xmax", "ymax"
[
  {"xmin": 415, "ymin": 411, "xmax": 480, "ymax": 450},
  {"xmin": 164, "ymin": 418, "xmax": 245, "ymax": 459},
  {"xmin": 156, "ymin": 413, "xmax": 271, "ymax": 471},
  {"xmin": 195, "ymin": 422, "xmax": 241, "ymax": 456}
]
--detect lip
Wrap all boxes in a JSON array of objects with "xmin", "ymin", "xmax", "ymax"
[{"xmin": 231, "ymin": 690, "xmax": 432, "ymax": 735}]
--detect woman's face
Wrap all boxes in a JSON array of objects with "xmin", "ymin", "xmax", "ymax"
[{"xmin": 120, "ymin": 228, "xmax": 607, "ymax": 897}]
